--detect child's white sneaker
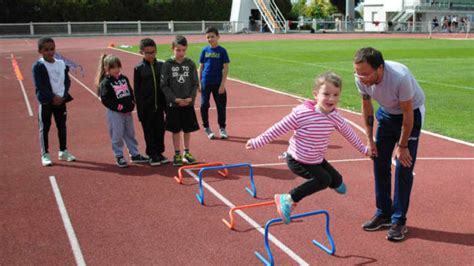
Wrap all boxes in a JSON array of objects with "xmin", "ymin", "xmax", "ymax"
[
  {"xmin": 58, "ymin": 150, "xmax": 76, "ymax": 162},
  {"xmin": 42, "ymin": 153, "xmax": 53, "ymax": 166},
  {"xmin": 205, "ymin": 127, "xmax": 215, "ymax": 139},
  {"xmin": 219, "ymin": 128, "xmax": 228, "ymax": 139}
]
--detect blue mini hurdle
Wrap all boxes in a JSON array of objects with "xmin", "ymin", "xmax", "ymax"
[
  {"xmin": 55, "ymin": 53, "xmax": 85, "ymax": 77},
  {"xmin": 196, "ymin": 163, "xmax": 256, "ymax": 205},
  {"xmin": 255, "ymin": 210, "xmax": 336, "ymax": 266}
]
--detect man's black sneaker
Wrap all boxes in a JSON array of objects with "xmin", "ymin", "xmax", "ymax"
[
  {"xmin": 158, "ymin": 154, "xmax": 169, "ymax": 164},
  {"xmin": 149, "ymin": 156, "xmax": 161, "ymax": 166},
  {"xmin": 362, "ymin": 215, "xmax": 391, "ymax": 231},
  {"xmin": 116, "ymin": 157, "xmax": 128, "ymax": 168},
  {"xmin": 387, "ymin": 224, "xmax": 408, "ymax": 242},
  {"xmin": 131, "ymin": 154, "xmax": 149, "ymax": 163}
]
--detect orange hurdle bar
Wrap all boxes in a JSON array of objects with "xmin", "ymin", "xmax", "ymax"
[
  {"xmin": 222, "ymin": 200, "xmax": 276, "ymax": 230},
  {"xmin": 174, "ymin": 162, "xmax": 228, "ymax": 184}
]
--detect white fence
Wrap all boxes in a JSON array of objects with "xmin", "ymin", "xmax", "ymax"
[
  {"xmin": 290, "ymin": 19, "xmax": 472, "ymax": 37},
  {"xmin": 0, "ymin": 20, "xmax": 471, "ymax": 37},
  {"xmin": 0, "ymin": 21, "xmax": 247, "ymax": 37}
]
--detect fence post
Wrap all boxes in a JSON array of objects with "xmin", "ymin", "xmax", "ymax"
[
  {"xmin": 313, "ymin": 19, "xmax": 317, "ymax": 31},
  {"xmin": 103, "ymin": 21, "xmax": 107, "ymax": 35},
  {"xmin": 285, "ymin": 20, "xmax": 289, "ymax": 33},
  {"xmin": 30, "ymin": 22, "xmax": 34, "ymax": 36},
  {"xmin": 67, "ymin": 21, "xmax": 71, "ymax": 35},
  {"xmin": 170, "ymin": 20, "xmax": 174, "ymax": 33},
  {"xmin": 138, "ymin": 20, "xmax": 141, "ymax": 35},
  {"xmin": 202, "ymin": 20, "xmax": 205, "ymax": 33}
]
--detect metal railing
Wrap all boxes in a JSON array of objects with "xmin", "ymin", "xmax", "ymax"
[
  {"xmin": 290, "ymin": 19, "xmax": 471, "ymax": 35},
  {"xmin": 0, "ymin": 20, "xmax": 471, "ymax": 37},
  {"xmin": 0, "ymin": 20, "xmax": 249, "ymax": 37}
]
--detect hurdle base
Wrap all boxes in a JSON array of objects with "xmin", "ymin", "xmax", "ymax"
[
  {"xmin": 255, "ymin": 251, "xmax": 272, "ymax": 266},
  {"xmin": 312, "ymin": 239, "xmax": 336, "ymax": 255}
]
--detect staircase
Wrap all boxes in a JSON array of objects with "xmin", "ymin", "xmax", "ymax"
[{"xmin": 254, "ymin": 0, "xmax": 287, "ymax": 33}]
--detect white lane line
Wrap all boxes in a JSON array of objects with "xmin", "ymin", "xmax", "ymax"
[
  {"xmin": 253, "ymin": 158, "xmax": 371, "ymax": 167},
  {"xmin": 69, "ymin": 73, "xmax": 99, "ymax": 99},
  {"xmin": 253, "ymin": 157, "xmax": 474, "ymax": 168},
  {"xmin": 208, "ymin": 104, "xmax": 295, "ymax": 110},
  {"xmin": 49, "ymin": 176, "xmax": 86, "ymax": 266},
  {"xmin": 110, "ymin": 46, "xmax": 474, "ymax": 147},
  {"xmin": 18, "ymin": 78, "xmax": 33, "ymax": 116},
  {"xmin": 184, "ymin": 169, "xmax": 309, "ymax": 266}
]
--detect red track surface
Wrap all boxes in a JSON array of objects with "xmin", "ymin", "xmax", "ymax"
[{"xmin": 1, "ymin": 34, "xmax": 473, "ymax": 265}]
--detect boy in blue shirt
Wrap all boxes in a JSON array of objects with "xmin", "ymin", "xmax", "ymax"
[{"xmin": 198, "ymin": 26, "xmax": 230, "ymax": 139}]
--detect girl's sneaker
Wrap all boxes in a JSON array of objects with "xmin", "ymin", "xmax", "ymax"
[
  {"xmin": 116, "ymin": 157, "xmax": 128, "ymax": 168},
  {"xmin": 173, "ymin": 154, "xmax": 183, "ymax": 166},
  {"xmin": 274, "ymin": 194, "xmax": 294, "ymax": 224},
  {"xmin": 183, "ymin": 152, "xmax": 197, "ymax": 164},
  {"xmin": 334, "ymin": 182, "xmax": 347, "ymax": 194},
  {"xmin": 58, "ymin": 150, "xmax": 76, "ymax": 162},
  {"xmin": 41, "ymin": 153, "xmax": 53, "ymax": 167}
]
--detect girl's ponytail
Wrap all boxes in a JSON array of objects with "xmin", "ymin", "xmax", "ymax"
[{"xmin": 95, "ymin": 54, "xmax": 108, "ymax": 95}]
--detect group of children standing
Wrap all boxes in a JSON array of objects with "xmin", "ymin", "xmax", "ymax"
[
  {"xmin": 33, "ymin": 27, "xmax": 230, "ymax": 168},
  {"xmin": 33, "ymin": 29, "xmax": 372, "ymax": 228}
]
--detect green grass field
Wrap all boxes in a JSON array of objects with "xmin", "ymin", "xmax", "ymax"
[{"xmin": 122, "ymin": 38, "xmax": 474, "ymax": 142}]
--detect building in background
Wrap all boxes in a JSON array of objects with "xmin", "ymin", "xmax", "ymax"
[{"xmin": 363, "ymin": 0, "xmax": 473, "ymax": 32}]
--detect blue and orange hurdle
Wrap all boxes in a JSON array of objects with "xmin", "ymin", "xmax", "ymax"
[
  {"xmin": 222, "ymin": 200, "xmax": 276, "ymax": 230},
  {"xmin": 174, "ymin": 162, "xmax": 228, "ymax": 184},
  {"xmin": 255, "ymin": 210, "xmax": 336, "ymax": 266},
  {"xmin": 196, "ymin": 163, "xmax": 257, "ymax": 205}
]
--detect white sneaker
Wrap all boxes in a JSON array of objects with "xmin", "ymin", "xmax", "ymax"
[
  {"xmin": 205, "ymin": 127, "xmax": 215, "ymax": 139},
  {"xmin": 219, "ymin": 128, "xmax": 228, "ymax": 139},
  {"xmin": 42, "ymin": 153, "xmax": 53, "ymax": 166},
  {"xmin": 58, "ymin": 150, "xmax": 76, "ymax": 162}
]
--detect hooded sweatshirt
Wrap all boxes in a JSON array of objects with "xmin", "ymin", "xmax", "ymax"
[
  {"xmin": 160, "ymin": 57, "xmax": 199, "ymax": 108},
  {"xmin": 99, "ymin": 74, "xmax": 135, "ymax": 113}
]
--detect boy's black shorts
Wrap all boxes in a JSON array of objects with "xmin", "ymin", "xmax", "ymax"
[{"xmin": 165, "ymin": 106, "xmax": 200, "ymax": 133}]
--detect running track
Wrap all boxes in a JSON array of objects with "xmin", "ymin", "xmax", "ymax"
[{"xmin": 1, "ymin": 33, "xmax": 473, "ymax": 265}]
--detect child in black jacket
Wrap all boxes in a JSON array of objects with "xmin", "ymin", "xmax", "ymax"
[{"xmin": 134, "ymin": 38, "xmax": 168, "ymax": 166}]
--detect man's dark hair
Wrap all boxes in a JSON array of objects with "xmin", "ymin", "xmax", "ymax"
[
  {"xmin": 139, "ymin": 38, "xmax": 156, "ymax": 51},
  {"xmin": 38, "ymin": 36, "xmax": 55, "ymax": 50},
  {"xmin": 172, "ymin": 35, "xmax": 188, "ymax": 48},
  {"xmin": 205, "ymin": 26, "xmax": 219, "ymax": 36},
  {"xmin": 354, "ymin": 47, "xmax": 385, "ymax": 69}
]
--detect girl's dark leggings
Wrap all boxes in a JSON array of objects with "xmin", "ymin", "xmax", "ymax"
[{"xmin": 286, "ymin": 154, "xmax": 343, "ymax": 203}]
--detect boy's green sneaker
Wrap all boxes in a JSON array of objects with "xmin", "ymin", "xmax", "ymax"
[
  {"xmin": 173, "ymin": 154, "xmax": 183, "ymax": 166},
  {"xmin": 183, "ymin": 152, "xmax": 197, "ymax": 164}
]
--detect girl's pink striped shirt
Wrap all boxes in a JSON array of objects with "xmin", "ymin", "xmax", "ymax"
[{"xmin": 250, "ymin": 101, "xmax": 368, "ymax": 164}]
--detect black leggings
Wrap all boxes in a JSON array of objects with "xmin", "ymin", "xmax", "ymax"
[{"xmin": 287, "ymin": 155, "xmax": 343, "ymax": 203}]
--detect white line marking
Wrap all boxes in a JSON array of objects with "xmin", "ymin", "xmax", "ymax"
[
  {"xmin": 206, "ymin": 104, "xmax": 295, "ymax": 110},
  {"xmin": 69, "ymin": 73, "xmax": 99, "ymax": 99},
  {"xmin": 110, "ymin": 47, "xmax": 474, "ymax": 147},
  {"xmin": 253, "ymin": 158, "xmax": 371, "ymax": 167},
  {"xmin": 253, "ymin": 157, "xmax": 474, "ymax": 167},
  {"xmin": 184, "ymin": 169, "xmax": 309, "ymax": 266},
  {"xmin": 49, "ymin": 176, "xmax": 86, "ymax": 266},
  {"xmin": 18, "ymin": 79, "xmax": 33, "ymax": 116}
]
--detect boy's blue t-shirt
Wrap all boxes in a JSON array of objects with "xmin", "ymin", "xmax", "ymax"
[{"xmin": 199, "ymin": 45, "xmax": 230, "ymax": 86}]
